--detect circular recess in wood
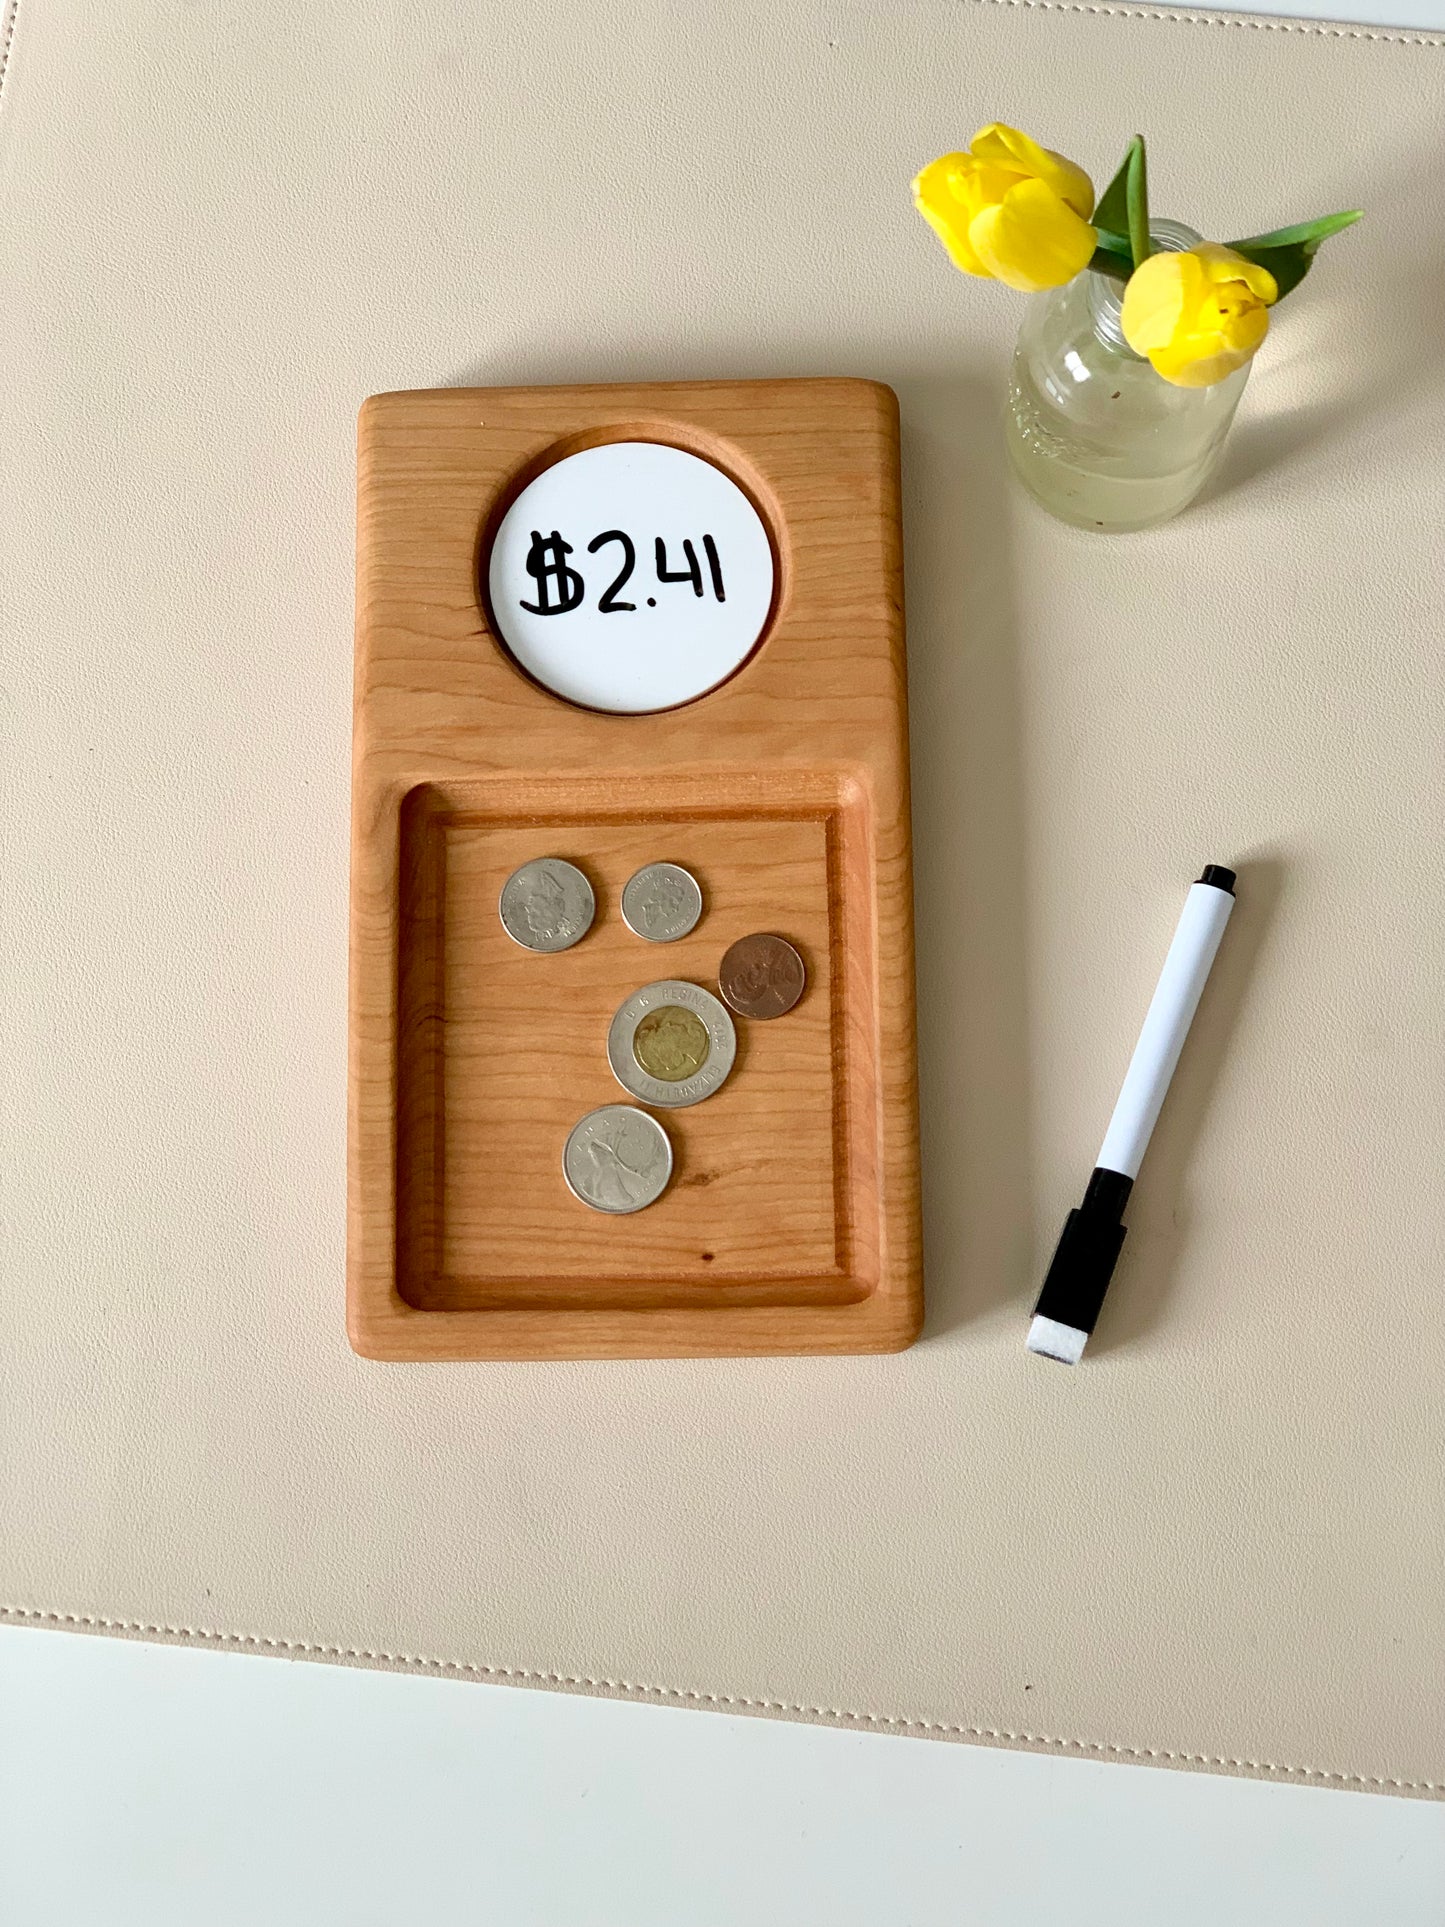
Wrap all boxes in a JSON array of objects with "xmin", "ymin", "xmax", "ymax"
[{"xmin": 486, "ymin": 440, "xmax": 776, "ymax": 714}]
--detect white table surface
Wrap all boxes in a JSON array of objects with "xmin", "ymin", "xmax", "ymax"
[
  {"xmin": 4, "ymin": 2, "xmax": 1440, "ymax": 1919},
  {"xmin": 1207, "ymin": 0, "xmax": 1441, "ymax": 24},
  {"xmin": 3, "ymin": 1624, "xmax": 1443, "ymax": 1927}
]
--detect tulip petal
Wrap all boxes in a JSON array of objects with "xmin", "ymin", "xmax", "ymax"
[
  {"xmin": 1123, "ymin": 240, "xmax": 1275, "ymax": 385},
  {"xmin": 969, "ymin": 122, "xmax": 1096, "ymax": 220},
  {"xmin": 1147, "ymin": 291, "xmax": 1270, "ymax": 387},
  {"xmin": 967, "ymin": 177, "xmax": 1098, "ymax": 293},
  {"xmin": 1120, "ymin": 251, "xmax": 1196, "ymax": 353},
  {"xmin": 912, "ymin": 153, "xmax": 990, "ymax": 276},
  {"xmin": 1149, "ymin": 338, "xmax": 1255, "ymax": 388},
  {"xmin": 1193, "ymin": 240, "xmax": 1279, "ymax": 306}
]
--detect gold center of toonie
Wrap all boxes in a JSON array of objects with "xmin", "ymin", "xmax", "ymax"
[{"xmin": 633, "ymin": 1005, "xmax": 711, "ymax": 1082}]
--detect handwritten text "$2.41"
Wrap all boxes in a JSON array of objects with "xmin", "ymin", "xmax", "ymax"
[{"xmin": 520, "ymin": 530, "xmax": 726, "ymax": 616}]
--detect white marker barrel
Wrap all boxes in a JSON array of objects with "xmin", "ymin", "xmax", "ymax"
[{"xmin": 1096, "ymin": 879, "xmax": 1235, "ymax": 1181}]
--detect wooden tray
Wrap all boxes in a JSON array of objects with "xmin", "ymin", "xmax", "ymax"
[{"xmin": 349, "ymin": 379, "xmax": 920, "ymax": 1358}]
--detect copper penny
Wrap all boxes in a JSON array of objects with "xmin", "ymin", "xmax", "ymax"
[{"xmin": 718, "ymin": 933, "xmax": 806, "ymax": 1019}]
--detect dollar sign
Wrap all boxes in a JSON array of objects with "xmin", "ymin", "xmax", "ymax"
[{"xmin": 519, "ymin": 530, "xmax": 585, "ymax": 615}]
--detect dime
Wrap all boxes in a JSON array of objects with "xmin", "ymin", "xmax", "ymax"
[
  {"xmin": 621, "ymin": 862, "xmax": 703, "ymax": 943},
  {"xmin": 498, "ymin": 857, "xmax": 595, "ymax": 953},
  {"xmin": 717, "ymin": 933, "xmax": 807, "ymax": 1019},
  {"xmin": 607, "ymin": 979, "xmax": 737, "ymax": 1109},
  {"xmin": 563, "ymin": 1105, "xmax": 673, "ymax": 1215}
]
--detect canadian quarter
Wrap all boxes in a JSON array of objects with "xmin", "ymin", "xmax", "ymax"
[
  {"xmin": 563, "ymin": 1104, "xmax": 674, "ymax": 1214},
  {"xmin": 498, "ymin": 857, "xmax": 595, "ymax": 953},
  {"xmin": 621, "ymin": 862, "xmax": 703, "ymax": 943},
  {"xmin": 607, "ymin": 979, "xmax": 737, "ymax": 1109}
]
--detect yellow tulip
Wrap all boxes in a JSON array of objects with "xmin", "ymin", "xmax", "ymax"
[
  {"xmin": 1121, "ymin": 243, "xmax": 1279, "ymax": 388},
  {"xmin": 912, "ymin": 124, "xmax": 1097, "ymax": 294}
]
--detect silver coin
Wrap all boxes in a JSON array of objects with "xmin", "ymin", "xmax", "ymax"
[
  {"xmin": 498, "ymin": 858, "xmax": 595, "ymax": 953},
  {"xmin": 607, "ymin": 979, "xmax": 737, "ymax": 1109},
  {"xmin": 563, "ymin": 1105, "xmax": 673, "ymax": 1215},
  {"xmin": 621, "ymin": 863, "xmax": 703, "ymax": 943}
]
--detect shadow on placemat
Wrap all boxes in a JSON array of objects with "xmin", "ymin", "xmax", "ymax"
[
  {"xmin": 1202, "ymin": 158, "xmax": 1445, "ymax": 510},
  {"xmin": 897, "ymin": 374, "xmax": 1033, "ymax": 1340}
]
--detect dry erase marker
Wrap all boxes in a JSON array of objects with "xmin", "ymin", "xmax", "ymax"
[{"xmin": 1027, "ymin": 865, "xmax": 1236, "ymax": 1365}]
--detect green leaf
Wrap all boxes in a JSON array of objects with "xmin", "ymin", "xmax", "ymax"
[
  {"xmin": 1228, "ymin": 211, "xmax": 1362, "ymax": 303},
  {"xmin": 1092, "ymin": 147, "xmax": 1134, "ymax": 243},
  {"xmin": 1093, "ymin": 136, "xmax": 1150, "ymax": 270},
  {"xmin": 1125, "ymin": 134, "xmax": 1151, "ymax": 272},
  {"xmin": 1227, "ymin": 209, "xmax": 1362, "ymax": 252},
  {"xmin": 1224, "ymin": 243, "xmax": 1310, "ymax": 301}
]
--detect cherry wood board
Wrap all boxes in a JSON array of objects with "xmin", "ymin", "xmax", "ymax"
[{"xmin": 349, "ymin": 378, "xmax": 920, "ymax": 1358}]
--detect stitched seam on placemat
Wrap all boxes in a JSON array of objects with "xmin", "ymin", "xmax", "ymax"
[
  {"xmin": 971, "ymin": 0, "xmax": 1445, "ymax": 48},
  {"xmin": 0, "ymin": 0, "xmax": 22, "ymax": 115},
  {"xmin": 3, "ymin": 1605, "xmax": 1438, "ymax": 1793}
]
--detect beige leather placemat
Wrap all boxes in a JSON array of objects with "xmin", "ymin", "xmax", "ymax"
[{"xmin": 2, "ymin": 0, "xmax": 1442, "ymax": 1794}]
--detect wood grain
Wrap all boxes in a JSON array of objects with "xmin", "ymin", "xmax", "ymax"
[{"xmin": 349, "ymin": 379, "xmax": 920, "ymax": 1358}]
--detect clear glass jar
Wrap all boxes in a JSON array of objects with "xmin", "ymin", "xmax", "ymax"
[{"xmin": 1006, "ymin": 221, "xmax": 1249, "ymax": 534}]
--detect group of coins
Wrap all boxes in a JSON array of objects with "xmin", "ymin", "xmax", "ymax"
[{"xmin": 498, "ymin": 856, "xmax": 807, "ymax": 1215}]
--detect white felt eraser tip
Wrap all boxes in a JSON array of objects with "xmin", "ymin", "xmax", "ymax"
[{"xmin": 1027, "ymin": 1315, "xmax": 1089, "ymax": 1365}]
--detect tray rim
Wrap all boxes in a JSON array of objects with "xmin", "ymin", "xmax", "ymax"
[{"xmin": 348, "ymin": 376, "xmax": 921, "ymax": 1360}]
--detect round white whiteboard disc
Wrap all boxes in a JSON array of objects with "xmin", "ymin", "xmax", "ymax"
[{"xmin": 486, "ymin": 442, "xmax": 775, "ymax": 713}]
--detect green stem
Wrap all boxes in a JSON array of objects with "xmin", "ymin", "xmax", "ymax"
[
  {"xmin": 1088, "ymin": 245, "xmax": 1133, "ymax": 283},
  {"xmin": 1125, "ymin": 135, "xmax": 1151, "ymax": 272}
]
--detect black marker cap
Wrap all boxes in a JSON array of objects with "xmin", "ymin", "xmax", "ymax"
[
  {"xmin": 1031, "ymin": 1168, "xmax": 1133, "ymax": 1344},
  {"xmin": 1197, "ymin": 864, "xmax": 1236, "ymax": 894}
]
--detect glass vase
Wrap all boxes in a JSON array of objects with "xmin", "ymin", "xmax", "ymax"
[{"xmin": 1005, "ymin": 221, "xmax": 1248, "ymax": 534}]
